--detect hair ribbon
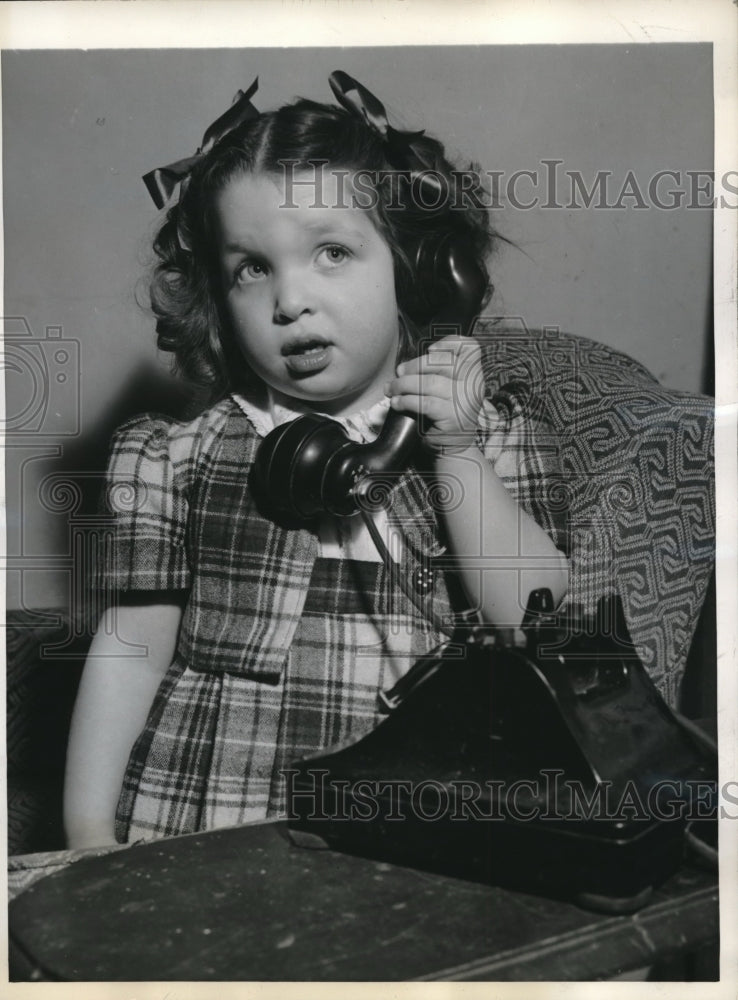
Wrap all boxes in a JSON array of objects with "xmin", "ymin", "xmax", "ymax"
[
  {"xmin": 328, "ymin": 70, "xmax": 425, "ymax": 166},
  {"xmin": 143, "ymin": 72, "xmax": 430, "ymax": 212},
  {"xmin": 142, "ymin": 78, "xmax": 261, "ymax": 210}
]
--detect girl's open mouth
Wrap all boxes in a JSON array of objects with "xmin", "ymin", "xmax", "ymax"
[{"xmin": 283, "ymin": 340, "xmax": 333, "ymax": 376}]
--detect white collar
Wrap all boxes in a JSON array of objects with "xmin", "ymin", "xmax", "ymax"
[{"xmin": 231, "ymin": 388, "xmax": 391, "ymax": 444}]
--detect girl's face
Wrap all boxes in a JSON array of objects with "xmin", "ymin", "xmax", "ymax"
[{"xmin": 213, "ymin": 169, "xmax": 401, "ymax": 416}]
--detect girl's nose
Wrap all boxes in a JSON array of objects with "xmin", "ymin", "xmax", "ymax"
[{"xmin": 273, "ymin": 268, "xmax": 314, "ymax": 324}]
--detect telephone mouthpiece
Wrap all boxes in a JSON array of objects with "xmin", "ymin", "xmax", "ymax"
[{"xmin": 251, "ymin": 410, "xmax": 420, "ymax": 520}]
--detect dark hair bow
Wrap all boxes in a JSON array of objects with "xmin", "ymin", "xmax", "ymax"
[
  {"xmin": 329, "ymin": 70, "xmax": 425, "ymax": 166},
  {"xmin": 142, "ymin": 78, "xmax": 261, "ymax": 210}
]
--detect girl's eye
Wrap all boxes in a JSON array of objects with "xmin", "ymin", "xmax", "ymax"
[
  {"xmin": 318, "ymin": 245, "xmax": 349, "ymax": 266},
  {"xmin": 236, "ymin": 260, "xmax": 268, "ymax": 282}
]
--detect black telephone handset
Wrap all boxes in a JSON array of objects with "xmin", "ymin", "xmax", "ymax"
[{"xmin": 251, "ymin": 235, "xmax": 488, "ymax": 520}]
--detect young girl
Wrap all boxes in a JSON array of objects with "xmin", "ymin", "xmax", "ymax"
[{"xmin": 63, "ymin": 72, "xmax": 568, "ymax": 848}]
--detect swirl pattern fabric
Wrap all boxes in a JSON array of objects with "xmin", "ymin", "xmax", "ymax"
[{"xmin": 477, "ymin": 321, "xmax": 714, "ymax": 706}]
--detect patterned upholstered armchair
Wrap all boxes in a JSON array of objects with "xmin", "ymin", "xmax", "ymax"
[
  {"xmin": 479, "ymin": 320, "xmax": 715, "ymax": 708},
  {"xmin": 6, "ymin": 323, "xmax": 715, "ymax": 854}
]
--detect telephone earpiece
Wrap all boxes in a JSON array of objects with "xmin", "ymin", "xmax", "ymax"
[
  {"xmin": 409, "ymin": 232, "xmax": 488, "ymax": 328},
  {"xmin": 251, "ymin": 236, "xmax": 488, "ymax": 520}
]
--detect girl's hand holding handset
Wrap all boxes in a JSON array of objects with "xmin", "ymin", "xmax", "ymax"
[{"xmin": 386, "ymin": 336, "xmax": 486, "ymax": 456}]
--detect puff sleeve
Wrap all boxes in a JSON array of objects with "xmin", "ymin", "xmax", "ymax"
[{"xmin": 94, "ymin": 415, "xmax": 192, "ymax": 593}]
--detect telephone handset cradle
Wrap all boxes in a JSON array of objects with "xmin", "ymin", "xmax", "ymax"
[{"xmin": 286, "ymin": 593, "xmax": 717, "ymax": 914}]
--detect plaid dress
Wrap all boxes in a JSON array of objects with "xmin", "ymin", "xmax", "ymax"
[{"xmin": 97, "ymin": 389, "xmax": 564, "ymax": 842}]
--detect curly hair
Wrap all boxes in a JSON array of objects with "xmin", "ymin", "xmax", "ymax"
[{"xmin": 149, "ymin": 94, "xmax": 499, "ymax": 402}]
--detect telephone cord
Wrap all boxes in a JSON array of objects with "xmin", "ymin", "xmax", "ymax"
[{"xmin": 356, "ymin": 496, "xmax": 451, "ymax": 637}]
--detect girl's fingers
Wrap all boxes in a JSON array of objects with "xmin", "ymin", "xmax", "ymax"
[
  {"xmin": 397, "ymin": 339, "xmax": 483, "ymax": 383},
  {"xmin": 386, "ymin": 373, "xmax": 453, "ymax": 400},
  {"xmin": 398, "ymin": 347, "xmax": 463, "ymax": 377},
  {"xmin": 389, "ymin": 393, "xmax": 449, "ymax": 420},
  {"xmin": 387, "ymin": 336, "xmax": 485, "ymax": 437}
]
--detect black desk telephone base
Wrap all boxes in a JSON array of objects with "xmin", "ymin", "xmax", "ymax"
[{"xmin": 286, "ymin": 595, "xmax": 717, "ymax": 913}]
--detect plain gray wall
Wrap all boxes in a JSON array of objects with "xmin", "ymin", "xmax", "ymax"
[{"xmin": 3, "ymin": 46, "xmax": 714, "ymax": 611}]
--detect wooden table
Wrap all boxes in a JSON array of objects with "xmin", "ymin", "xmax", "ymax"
[{"xmin": 8, "ymin": 820, "xmax": 719, "ymax": 981}]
